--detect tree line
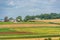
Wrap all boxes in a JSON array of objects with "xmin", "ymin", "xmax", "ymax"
[
  {"xmin": 4, "ymin": 13, "xmax": 60, "ymax": 22},
  {"xmin": 4, "ymin": 16, "xmax": 22, "ymax": 22}
]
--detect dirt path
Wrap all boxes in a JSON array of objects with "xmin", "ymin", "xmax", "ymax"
[{"xmin": 0, "ymin": 24, "xmax": 60, "ymax": 28}]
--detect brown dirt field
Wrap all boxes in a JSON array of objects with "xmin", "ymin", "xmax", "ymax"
[{"xmin": 0, "ymin": 24, "xmax": 60, "ymax": 28}]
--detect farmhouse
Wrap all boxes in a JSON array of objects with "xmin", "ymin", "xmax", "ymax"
[
  {"xmin": 9, "ymin": 19, "xmax": 17, "ymax": 23},
  {"xmin": 28, "ymin": 17, "xmax": 41, "ymax": 22},
  {"xmin": 35, "ymin": 17, "xmax": 41, "ymax": 20}
]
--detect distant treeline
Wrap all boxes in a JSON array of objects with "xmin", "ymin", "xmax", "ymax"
[
  {"xmin": 36, "ymin": 13, "xmax": 60, "ymax": 19},
  {"xmin": 4, "ymin": 13, "xmax": 60, "ymax": 22},
  {"xmin": 24, "ymin": 13, "xmax": 60, "ymax": 21}
]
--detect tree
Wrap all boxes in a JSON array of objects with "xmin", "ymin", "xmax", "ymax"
[
  {"xmin": 4, "ymin": 16, "xmax": 9, "ymax": 22},
  {"xmin": 16, "ymin": 16, "xmax": 22, "ymax": 22},
  {"xmin": 24, "ymin": 13, "xmax": 60, "ymax": 21},
  {"xmin": 9, "ymin": 17, "xmax": 14, "ymax": 20},
  {"xmin": 50, "ymin": 13, "xmax": 58, "ymax": 19},
  {"xmin": 24, "ymin": 15, "xmax": 30, "ymax": 22},
  {"xmin": 24, "ymin": 15, "xmax": 35, "ymax": 22},
  {"xmin": 39, "ymin": 14, "xmax": 51, "ymax": 19}
]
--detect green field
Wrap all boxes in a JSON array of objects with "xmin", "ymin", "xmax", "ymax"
[
  {"xmin": 0, "ymin": 21, "xmax": 49, "ymax": 25},
  {"xmin": 0, "ymin": 26, "xmax": 60, "ymax": 39},
  {"xmin": 0, "ymin": 22, "xmax": 13, "ymax": 25}
]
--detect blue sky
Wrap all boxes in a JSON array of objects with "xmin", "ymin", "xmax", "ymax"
[{"xmin": 0, "ymin": 0, "xmax": 60, "ymax": 19}]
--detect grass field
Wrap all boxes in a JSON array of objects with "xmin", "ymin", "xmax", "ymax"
[{"xmin": 0, "ymin": 26, "xmax": 60, "ymax": 39}]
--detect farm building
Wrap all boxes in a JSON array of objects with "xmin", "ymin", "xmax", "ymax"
[
  {"xmin": 28, "ymin": 17, "xmax": 41, "ymax": 22},
  {"xmin": 9, "ymin": 19, "xmax": 17, "ymax": 23}
]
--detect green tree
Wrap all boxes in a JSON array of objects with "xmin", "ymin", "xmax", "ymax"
[
  {"xmin": 24, "ymin": 15, "xmax": 30, "ymax": 22},
  {"xmin": 24, "ymin": 13, "xmax": 60, "ymax": 21},
  {"xmin": 9, "ymin": 17, "xmax": 14, "ymax": 20},
  {"xmin": 4, "ymin": 16, "xmax": 9, "ymax": 22},
  {"xmin": 24, "ymin": 15, "xmax": 35, "ymax": 22},
  {"xmin": 16, "ymin": 16, "xmax": 22, "ymax": 22},
  {"xmin": 50, "ymin": 13, "xmax": 58, "ymax": 19}
]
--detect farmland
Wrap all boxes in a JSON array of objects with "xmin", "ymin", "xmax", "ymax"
[
  {"xmin": 0, "ymin": 27, "xmax": 60, "ymax": 39},
  {"xmin": 0, "ymin": 19, "xmax": 60, "ymax": 40}
]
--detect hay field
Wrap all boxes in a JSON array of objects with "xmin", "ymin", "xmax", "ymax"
[{"xmin": 32, "ymin": 19, "xmax": 60, "ymax": 23}]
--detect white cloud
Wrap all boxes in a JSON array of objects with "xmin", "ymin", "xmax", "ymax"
[
  {"xmin": 12, "ymin": 0, "xmax": 36, "ymax": 8},
  {"xmin": 6, "ymin": 0, "xmax": 56, "ymax": 8},
  {"xmin": 7, "ymin": 0, "xmax": 15, "ymax": 6},
  {"xmin": 49, "ymin": 0, "xmax": 56, "ymax": 3}
]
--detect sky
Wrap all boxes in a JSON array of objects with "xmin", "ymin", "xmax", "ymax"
[{"xmin": 0, "ymin": 0, "xmax": 60, "ymax": 19}]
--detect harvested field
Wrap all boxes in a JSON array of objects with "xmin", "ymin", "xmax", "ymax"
[
  {"xmin": 32, "ymin": 19, "xmax": 60, "ymax": 23},
  {"xmin": 0, "ymin": 24, "xmax": 60, "ymax": 28}
]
